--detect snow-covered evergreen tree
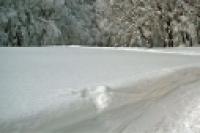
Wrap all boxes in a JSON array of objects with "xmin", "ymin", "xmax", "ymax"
[{"xmin": 0, "ymin": 0, "xmax": 199, "ymax": 47}]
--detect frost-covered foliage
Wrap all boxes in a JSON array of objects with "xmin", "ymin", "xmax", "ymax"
[
  {"xmin": 0, "ymin": 0, "xmax": 199, "ymax": 47},
  {"xmin": 0, "ymin": 0, "xmax": 97, "ymax": 46},
  {"xmin": 103, "ymin": 0, "xmax": 200, "ymax": 47}
]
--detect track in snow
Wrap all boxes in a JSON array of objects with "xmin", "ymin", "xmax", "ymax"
[{"xmin": 1, "ymin": 66, "xmax": 200, "ymax": 133}]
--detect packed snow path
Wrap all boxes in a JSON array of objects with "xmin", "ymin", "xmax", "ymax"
[{"xmin": 0, "ymin": 47, "xmax": 200, "ymax": 133}]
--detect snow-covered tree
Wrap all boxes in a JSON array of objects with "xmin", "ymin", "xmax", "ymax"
[
  {"xmin": 0, "ymin": 0, "xmax": 199, "ymax": 47},
  {"xmin": 99, "ymin": 0, "xmax": 199, "ymax": 47}
]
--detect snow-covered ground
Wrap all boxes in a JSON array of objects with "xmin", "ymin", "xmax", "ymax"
[{"xmin": 0, "ymin": 47, "xmax": 200, "ymax": 133}]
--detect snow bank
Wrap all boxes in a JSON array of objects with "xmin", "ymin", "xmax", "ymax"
[{"xmin": 80, "ymin": 46, "xmax": 200, "ymax": 56}]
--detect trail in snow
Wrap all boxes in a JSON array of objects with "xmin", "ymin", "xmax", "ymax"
[
  {"xmin": 0, "ymin": 47, "xmax": 200, "ymax": 133},
  {"xmin": 52, "ymin": 67, "xmax": 200, "ymax": 133},
  {"xmin": 1, "ymin": 67, "xmax": 200, "ymax": 133}
]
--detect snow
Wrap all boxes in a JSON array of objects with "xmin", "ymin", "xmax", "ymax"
[
  {"xmin": 84, "ymin": 46, "xmax": 200, "ymax": 56},
  {"xmin": 81, "ymin": 86, "xmax": 112, "ymax": 112},
  {"xmin": 0, "ymin": 47, "xmax": 200, "ymax": 133}
]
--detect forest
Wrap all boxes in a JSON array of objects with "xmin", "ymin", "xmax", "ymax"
[{"xmin": 0, "ymin": 0, "xmax": 199, "ymax": 47}]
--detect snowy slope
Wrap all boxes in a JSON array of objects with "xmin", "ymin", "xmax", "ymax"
[{"xmin": 0, "ymin": 47, "xmax": 200, "ymax": 133}]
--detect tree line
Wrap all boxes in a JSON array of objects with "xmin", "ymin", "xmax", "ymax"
[{"xmin": 0, "ymin": 0, "xmax": 199, "ymax": 47}]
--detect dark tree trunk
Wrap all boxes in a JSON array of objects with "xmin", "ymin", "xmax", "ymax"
[{"xmin": 166, "ymin": 17, "xmax": 174, "ymax": 47}]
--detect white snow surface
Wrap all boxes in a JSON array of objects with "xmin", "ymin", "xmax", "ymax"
[{"xmin": 0, "ymin": 47, "xmax": 200, "ymax": 133}]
